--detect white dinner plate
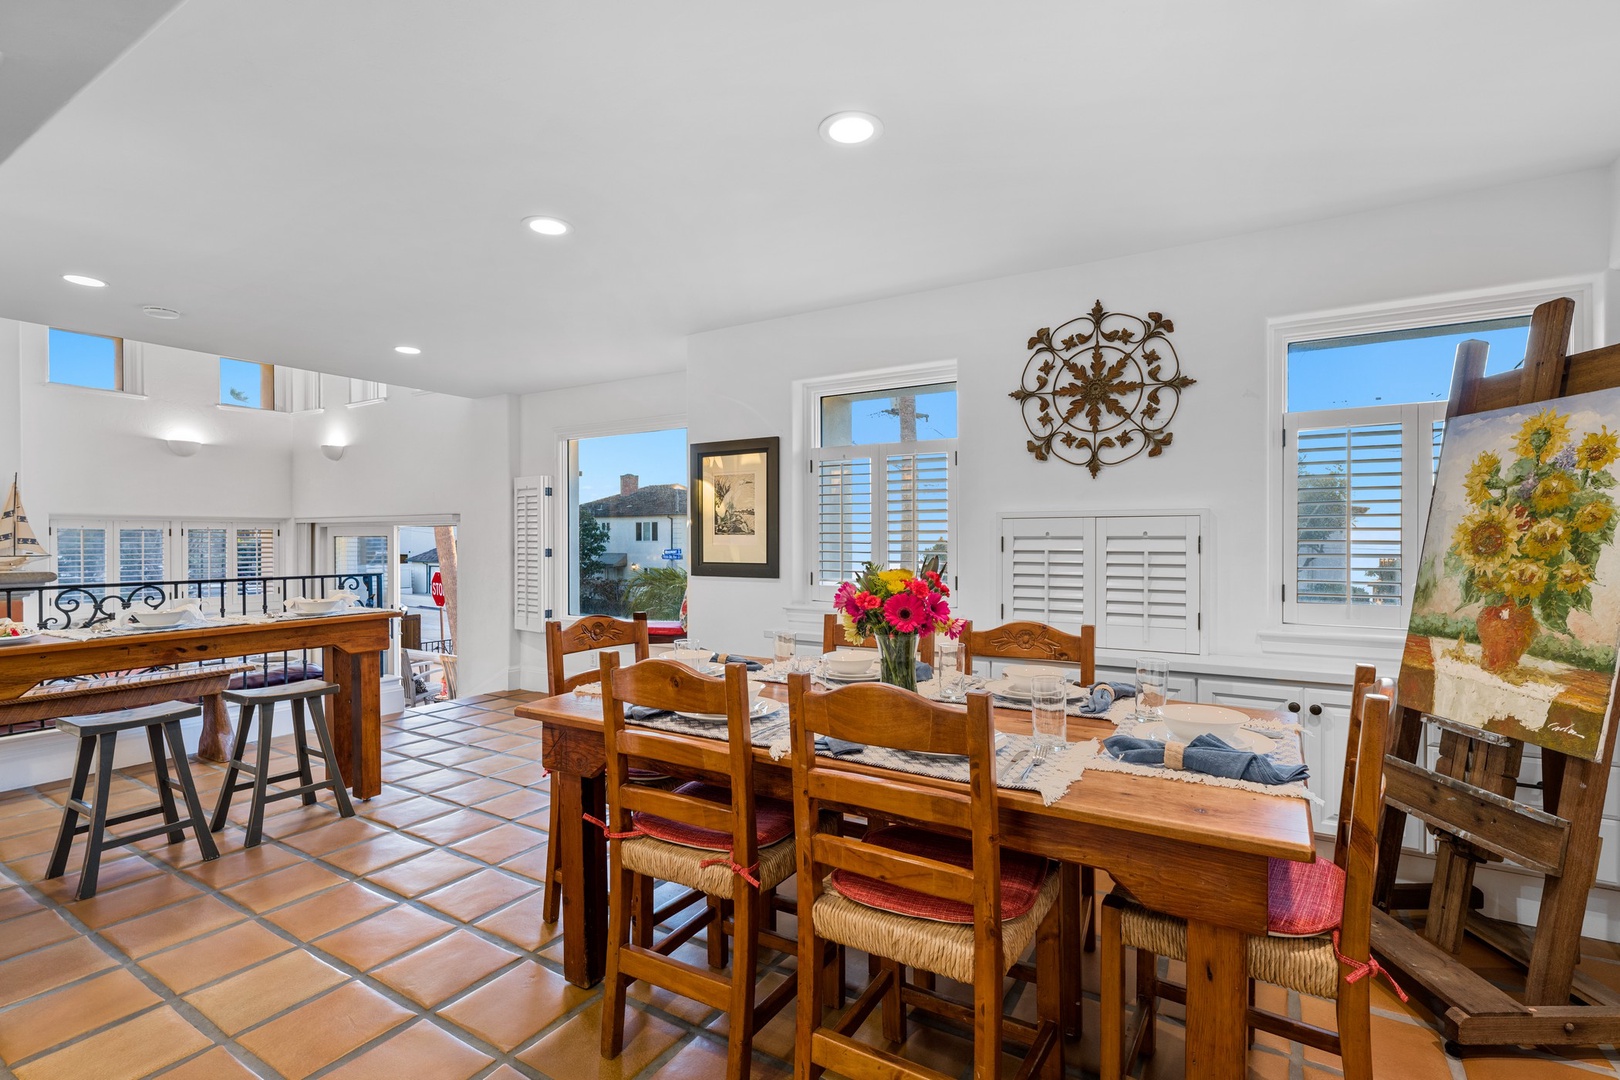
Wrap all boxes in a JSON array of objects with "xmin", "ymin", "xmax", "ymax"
[
  {"xmin": 1127, "ymin": 720, "xmax": 1273, "ymax": 755},
  {"xmin": 984, "ymin": 677, "xmax": 1087, "ymax": 702},
  {"xmin": 820, "ymin": 669, "xmax": 879, "ymax": 683},
  {"xmin": 678, "ymin": 698, "xmax": 780, "ymax": 722},
  {"xmin": 0, "ymin": 631, "xmax": 41, "ymax": 647}
]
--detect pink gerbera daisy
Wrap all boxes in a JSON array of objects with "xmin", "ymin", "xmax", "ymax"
[{"xmin": 883, "ymin": 592, "xmax": 926, "ymax": 633}]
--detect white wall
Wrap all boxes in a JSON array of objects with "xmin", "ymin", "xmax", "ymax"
[{"xmin": 679, "ymin": 167, "xmax": 1616, "ymax": 659}]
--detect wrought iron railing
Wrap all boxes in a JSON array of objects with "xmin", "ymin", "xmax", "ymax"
[
  {"xmin": 420, "ymin": 638, "xmax": 453, "ymax": 654},
  {"xmin": 1, "ymin": 573, "xmax": 383, "ymax": 631}
]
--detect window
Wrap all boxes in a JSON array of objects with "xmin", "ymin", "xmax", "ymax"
[
  {"xmin": 51, "ymin": 519, "xmax": 278, "ymax": 599},
  {"xmin": 566, "ymin": 427, "xmax": 687, "ymax": 618},
  {"xmin": 347, "ymin": 379, "xmax": 387, "ymax": 407},
  {"xmin": 219, "ymin": 358, "xmax": 275, "ymax": 409},
  {"xmin": 808, "ymin": 375, "xmax": 956, "ymax": 597},
  {"xmin": 1275, "ymin": 296, "xmax": 1571, "ymax": 628},
  {"xmin": 48, "ymin": 329, "xmax": 124, "ymax": 391}
]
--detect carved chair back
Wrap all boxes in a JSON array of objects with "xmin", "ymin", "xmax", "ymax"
[
  {"xmin": 820, "ymin": 612, "xmax": 936, "ymax": 668},
  {"xmin": 545, "ymin": 613, "xmax": 650, "ymax": 696},
  {"xmin": 959, "ymin": 619, "xmax": 1095, "ymax": 683}
]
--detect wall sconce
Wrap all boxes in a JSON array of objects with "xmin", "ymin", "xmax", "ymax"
[
  {"xmin": 164, "ymin": 439, "xmax": 201, "ymax": 457},
  {"xmin": 320, "ymin": 444, "xmax": 346, "ymax": 461}
]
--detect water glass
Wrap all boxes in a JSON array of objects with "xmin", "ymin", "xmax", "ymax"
[
  {"xmin": 673, "ymin": 637, "xmax": 700, "ymax": 654},
  {"xmin": 934, "ymin": 639, "xmax": 965, "ymax": 701},
  {"xmin": 773, "ymin": 630, "xmax": 796, "ymax": 674},
  {"xmin": 1030, "ymin": 675, "xmax": 1067, "ymax": 752},
  {"xmin": 1135, "ymin": 657, "xmax": 1169, "ymax": 721}
]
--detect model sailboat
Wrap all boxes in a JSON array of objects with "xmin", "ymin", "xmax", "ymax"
[{"xmin": 0, "ymin": 474, "xmax": 53, "ymax": 573}]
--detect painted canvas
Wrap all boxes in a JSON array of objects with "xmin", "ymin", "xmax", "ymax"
[{"xmin": 1403, "ymin": 389, "xmax": 1620, "ymax": 761}]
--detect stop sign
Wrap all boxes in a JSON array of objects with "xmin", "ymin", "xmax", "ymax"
[{"xmin": 430, "ymin": 570, "xmax": 445, "ymax": 607}]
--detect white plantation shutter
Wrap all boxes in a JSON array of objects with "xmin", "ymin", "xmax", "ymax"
[
  {"xmin": 52, "ymin": 521, "xmax": 108, "ymax": 591},
  {"xmin": 815, "ymin": 457, "xmax": 873, "ymax": 586},
  {"xmin": 117, "ymin": 524, "xmax": 166, "ymax": 583},
  {"xmin": 1097, "ymin": 516, "xmax": 1201, "ymax": 653},
  {"xmin": 1000, "ymin": 518, "xmax": 1088, "ymax": 628},
  {"xmin": 885, "ymin": 451, "xmax": 950, "ymax": 571},
  {"xmin": 514, "ymin": 475, "xmax": 553, "ymax": 632}
]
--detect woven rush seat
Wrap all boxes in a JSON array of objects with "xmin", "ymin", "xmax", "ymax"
[
  {"xmin": 1110, "ymin": 893, "xmax": 1342, "ymax": 1000},
  {"xmin": 816, "ymin": 870, "xmax": 1059, "ymax": 986},
  {"xmin": 621, "ymin": 833, "xmax": 796, "ymax": 900}
]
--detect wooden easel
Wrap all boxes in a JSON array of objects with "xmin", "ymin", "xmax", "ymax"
[{"xmin": 1372, "ymin": 297, "xmax": 1620, "ymax": 1049}]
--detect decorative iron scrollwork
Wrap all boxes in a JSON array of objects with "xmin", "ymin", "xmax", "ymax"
[{"xmin": 1009, "ymin": 300, "xmax": 1195, "ymax": 477}]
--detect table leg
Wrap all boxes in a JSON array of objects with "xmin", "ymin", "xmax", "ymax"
[
  {"xmin": 195, "ymin": 693, "xmax": 232, "ymax": 763},
  {"xmin": 557, "ymin": 767, "xmax": 608, "ymax": 987},
  {"xmin": 1184, "ymin": 920, "xmax": 1248, "ymax": 1080},
  {"xmin": 1059, "ymin": 862, "xmax": 1083, "ymax": 1037},
  {"xmin": 328, "ymin": 646, "xmax": 382, "ymax": 800}
]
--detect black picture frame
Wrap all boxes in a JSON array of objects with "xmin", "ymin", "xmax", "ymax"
[{"xmin": 688, "ymin": 436, "xmax": 780, "ymax": 578}]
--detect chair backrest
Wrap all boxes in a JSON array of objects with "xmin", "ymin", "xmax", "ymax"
[
  {"xmin": 1335, "ymin": 670, "xmax": 1395, "ymax": 969},
  {"xmin": 786, "ymin": 674, "xmax": 1007, "ymax": 1020},
  {"xmin": 599, "ymin": 654, "xmax": 761, "ymax": 873},
  {"xmin": 959, "ymin": 619, "xmax": 1095, "ymax": 683},
  {"xmin": 545, "ymin": 613, "xmax": 650, "ymax": 696},
  {"xmin": 820, "ymin": 612, "xmax": 936, "ymax": 667}
]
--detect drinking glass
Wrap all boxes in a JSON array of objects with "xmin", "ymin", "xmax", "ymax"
[
  {"xmin": 1030, "ymin": 675, "xmax": 1067, "ymax": 752},
  {"xmin": 1135, "ymin": 657, "xmax": 1169, "ymax": 722},
  {"xmin": 773, "ymin": 630, "xmax": 796, "ymax": 674},
  {"xmin": 673, "ymin": 637, "xmax": 700, "ymax": 654},
  {"xmin": 934, "ymin": 639, "xmax": 966, "ymax": 702}
]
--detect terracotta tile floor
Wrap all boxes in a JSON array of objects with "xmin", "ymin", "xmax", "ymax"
[{"xmin": 3, "ymin": 690, "xmax": 1620, "ymax": 1078}]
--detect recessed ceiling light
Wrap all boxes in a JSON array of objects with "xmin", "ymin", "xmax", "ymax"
[
  {"xmin": 394, "ymin": 345, "xmax": 421, "ymax": 355},
  {"xmin": 62, "ymin": 274, "xmax": 106, "ymax": 287},
  {"xmin": 523, "ymin": 216, "xmax": 571, "ymax": 236},
  {"xmin": 142, "ymin": 306, "xmax": 181, "ymax": 319},
  {"xmin": 820, "ymin": 111, "xmax": 882, "ymax": 146}
]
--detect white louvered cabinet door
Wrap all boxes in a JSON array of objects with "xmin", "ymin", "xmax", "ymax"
[
  {"xmin": 999, "ymin": 517, "xmax": 1088, "ymax": 631},
  {"xmin": 513, "ymin": 475, "xmax": 552, "ymax": 633},
  {"xmin": 1096, "ymin": 516, "xmax": 1200, "ymax": 654}
]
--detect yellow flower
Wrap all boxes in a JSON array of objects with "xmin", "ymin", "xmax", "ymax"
[
  {"xmin": 1574, "ymin": 501, "xmax": 1614, "ymax": 534},
  {"xmin": 1531, "ymin": 472, "xmax": 1576, "ymax": 512},
  {"xmin": 1452, "ymin": 504, "xmax": 1518, "ymax": 572},
  {"xmin": 1464, "ymin": 452, "xmax": 1500, "ymax": 504},
  {"xmin": 1519, "ymin": 518, "xmax": 1568, "ymax": 560},
  {"xmin": 1499, "ymin": 560, "xmax": 1549, "ymax": 601},
  {"xmin": 875, "ymin": 569, "xmax": 913, "ymax": 592},
  {"xmin": 1516, "ymin": 408, "xmax": 1571, "ymax": 461},
  {"xmin": 1576, "ymin": 427, "xmax": 1620, "ymax": 471},
  {"xmin": 1554, "ymin": 561, "xmax": 1592, "ymax": 594},
  {"xmin": 838, "ymin": 612, "xmax": 861, "ymax": 641}
]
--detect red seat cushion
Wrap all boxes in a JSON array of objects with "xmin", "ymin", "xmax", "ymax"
[
  {"xmin": 1267, "ymin": 856, "xmax": 1346, "ymax": 937},
  {"xmin": 631, "ymin": 782, "xmax": 793, "ymax": 851},
  {"xmin": 829, "ymin": 825, "xmax": 1049, "ymax": 924}
]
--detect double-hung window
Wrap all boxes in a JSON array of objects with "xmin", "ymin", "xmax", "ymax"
[
  {"xmin": 808, "ymin": 372, "xmax": 957, "ymax": 597},
  {"xmin": 1276, "ymin": 290, "xmax": 1589, "ymax": 628}
]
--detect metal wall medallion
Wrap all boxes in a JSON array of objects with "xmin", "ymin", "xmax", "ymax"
[{"xmin": 1009, "ymin": 300, "xmax": 1195, "ymax": 477}]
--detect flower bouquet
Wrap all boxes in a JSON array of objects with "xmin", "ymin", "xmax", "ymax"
[
  {"xmin": 1447, "ymin": 407, "xmax": 1618, "ymax": 672},
  {"xmin": 833, "ymin": 563, "xmax": 962, "ymax": 690}
]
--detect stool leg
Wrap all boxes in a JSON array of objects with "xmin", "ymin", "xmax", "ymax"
[
  {"xmin": 210, "ymin": 700, "xmax": 256, "ymax": 832},
  {"xmin": 145, "ymin": 722, "xmax": 185, "ymax": 845},
  {"xmin": 307, "ymin": 695, "xmax": 355, "ymax": 818},
  {"xmin": 245, "ymin": 701, "xmax": 277, "ymax": 848},
  {"xmin": 543, "ymin": 794, "xmax": 563, "ymax": 924},
  {"xmin": 164, "ymin": 720, "xmax": 219, "ymax": 862},
  {"xmin": 291, "ymin": 698, "xmax": 316, "ymax": 807},
  {"xmin": 76, "ymin": 732, "xmax": 118, "ymax": 900},
  {"xmin": 46, "ymin": 735, "xmax": 96, "ymax": 880}
]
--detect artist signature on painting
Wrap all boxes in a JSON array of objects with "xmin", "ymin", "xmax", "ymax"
[{"xmin": 1545, "ymin": 721, "xmax": 1582, "ymax": 737}]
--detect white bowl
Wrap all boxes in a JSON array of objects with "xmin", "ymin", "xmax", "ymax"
[
  {"xmin": 663, "ymin": 648, "xmax": 712, "ymax": 665},
  {"xmin": 1159, "ymin": 703, "xmax": 1249, "ymax": 743},
  {"xmin": 823, "ymin": 648, "xmax": 877, "ymax": 676},
  {"xmin": 126, "ymin": 609, "xmax": 196, "ymax": 628},
  {"xmin": 1004, "ymin": 664, "xmax": 1066, "ymax": 694},
  {"xmin": 290, "ymin": 597, "xmax": 348, "ymax": 615}
]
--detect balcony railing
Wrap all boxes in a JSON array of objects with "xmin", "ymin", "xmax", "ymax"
[{"xmin": 1, "ymin": 573, "xmax": 384, "ymax": 631}]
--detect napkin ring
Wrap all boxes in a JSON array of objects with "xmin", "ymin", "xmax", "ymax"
[{"xmin": 1163, "ymin": 741, "xmax": 1187, "ymax": 771}]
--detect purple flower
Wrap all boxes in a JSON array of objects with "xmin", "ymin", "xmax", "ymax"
[{"xmin": 1553, "ymin": 447, "xmax": 1578, "ymax": 470}]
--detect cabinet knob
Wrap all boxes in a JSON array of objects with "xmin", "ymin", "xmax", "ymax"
[
  {"xmin": 1309, "ymin": 704, "xmax": 1323, "ymax": 716},
  {"xmin": 1286, "ymin": 701, "xmax": 1301, "ymax": 713}
]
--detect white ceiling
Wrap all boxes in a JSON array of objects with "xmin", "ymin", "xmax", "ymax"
[{"xmin": 1, "ymin": 1, "xmax": 1618, "ymax": 398}]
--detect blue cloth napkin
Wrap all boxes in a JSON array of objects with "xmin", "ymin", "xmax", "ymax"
[
  {"xmin": 626, "ymin": 705, "xmax": 672, "ymax": 721},
  {"xmin": 1077, "ymin": 681, "xmax": 1135, "ymax": 716},
  {"xmin": 816, "ymin": 735, "xmax": 866, "ymax": 757},
  {"xmin": 915, "ymin": 662, "xmax": 933, "ymax": 682},
  {"xmin": 709, "ymin": 652, "xmax": 764, "ymax": 671},
  {"xmin": 1102, "ymin": 733, "xmax": 1308, "ymax": 785}
]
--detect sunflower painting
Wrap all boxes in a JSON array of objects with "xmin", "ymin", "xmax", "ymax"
[{"xmin": 1403, "ymin": 390, "xmax": 1620, "ymax": 761}]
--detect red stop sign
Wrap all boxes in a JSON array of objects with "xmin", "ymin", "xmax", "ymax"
[{"xmin": 430, "ymin": 570, "xmax": 445, "ymax": 607}]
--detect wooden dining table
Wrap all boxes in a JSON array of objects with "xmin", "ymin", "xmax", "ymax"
[
  {"xmin": 0, "ymin": 609, "xmax": 397, "ymax": 799},
  {"xmin": 517, "ymin": 679, "xmax": 1316, "ymax": 1080}
]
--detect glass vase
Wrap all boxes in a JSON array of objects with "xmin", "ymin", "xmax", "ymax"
[{"xmin": 875, "ymin": 631, "xmax": 919, "ymax": 691}]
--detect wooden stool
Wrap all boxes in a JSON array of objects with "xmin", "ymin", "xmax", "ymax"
[
  {"xmin": 47, "ymin": 702, "xmax": 220, "ymax": 900},
  {"xmin": 209, "ymin": 680, "xmax": 355, "ymax": 847}
]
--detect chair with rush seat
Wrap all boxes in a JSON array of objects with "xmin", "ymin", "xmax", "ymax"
[
  {"xmin": 1099, "ymin": 664, "xmax": 1393, "ymax": 1080},
  {"xmin": 47, "ymin": 701, "xmax": 219, "ymax": 899},
  {"xmin": 208, "ymin": 679, "xmax": 354, "ymax": 847}
]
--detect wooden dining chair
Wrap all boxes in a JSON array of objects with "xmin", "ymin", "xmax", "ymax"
[
  {"xmin": 1099, "ymin": 664, "xmax": 1393, "ymax": 1080},
  {"xmin": 820, "ymin": 611, "xmax": 935, "ymax": 667},
  {"xmin": 787, "ymin": 675, "xmax": 1064, "ymax": 1080},
  {"xmin": 543, "ymin": 613, "xmax": 652, "ymax": 925},
  {"xmin": 597, "ymin": 654, "xmax": 801, "ymax": 1079}
]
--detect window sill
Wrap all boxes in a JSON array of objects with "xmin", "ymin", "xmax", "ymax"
[
  {"xmin": 1256, "ymin": 624, "xmax": 1406, "ymax": 659},
  {"xmin": 42, "ymin": 382, "xmax": 147, "ymax": 401}
]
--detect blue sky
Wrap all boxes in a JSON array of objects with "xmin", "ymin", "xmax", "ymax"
[
  {"xmin": 1287, "ymin": 320, "xmax": 1531, "ymax": 411},
  {"xmin": 577, "ymin": 427, "xmax": 688, "ymax": 503},
  {"xmin": 48, "ymin": 328, "xmax": 119, "ymax": 389},
  {"xmin": 219, "ymin": 358, "xmax": 264, "ymax": 407}
]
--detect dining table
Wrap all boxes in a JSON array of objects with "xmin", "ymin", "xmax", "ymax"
[
  {"xmin": 0, "ymin": 609, "xmax": 398, "ymax": 799},
  {"xmin": 516, "ymin": 672, "xmax": 1317, "ymax": 1080}
]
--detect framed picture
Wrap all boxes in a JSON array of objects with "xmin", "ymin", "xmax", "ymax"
[
  {"xmin": 689, "ymin": 437, "xmax": 780, "ymax": 578},
  {"xmin": 1402, "ymin": 389, "xmax": 1620, "ymax": 761}
]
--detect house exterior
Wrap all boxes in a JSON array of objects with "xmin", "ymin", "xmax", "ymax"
[{"xmin": 580, "ymin": 474, "xmax": 688, "ymax": 578}]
